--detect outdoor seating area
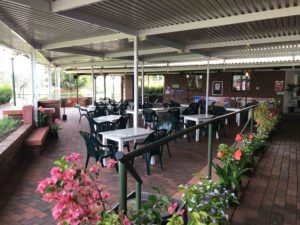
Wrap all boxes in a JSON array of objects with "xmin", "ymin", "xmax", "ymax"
[{"xmin": 0, "ymin": 1, "xmax": 300, "ymax": 225}]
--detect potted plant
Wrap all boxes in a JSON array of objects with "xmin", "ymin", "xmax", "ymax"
[
  {"xmin": 171, "ymin": 176, "xmax": 238, "ymax": 225},
  {"xmin": 50, "ymin": 118, "xmax": 62, "ymax": 138},
  {"xmin": 37, "ymin": 154, "xmax": 182, "ymax": 225},
  {"xmin": 38, "ymin": 106, "xmax": 48, "ymax": 127}
]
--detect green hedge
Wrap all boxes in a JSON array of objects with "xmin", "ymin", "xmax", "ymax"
[{"xmin": 0, "ymin": 84, "xmax": 12, "ymax": 104}]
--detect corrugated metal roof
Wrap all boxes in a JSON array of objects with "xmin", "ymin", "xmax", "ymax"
[
  {"xmin": 0, "ymin": 1, "xmax": 116, "ymax": 45},
  {"xmin": 80, "ymin": 0, "xmax": 299, "ymax": 30}
]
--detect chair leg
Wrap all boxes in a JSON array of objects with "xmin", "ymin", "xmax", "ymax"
[
  {"xmin": 126, "ymin": 142, "xmax": 130, "ymax": 152},
  {"xmin": 79, "ymin": 115, "xmax": 82, "ymax": 123},
  {"xmin": 166, "ymin": 143, "xmax": 171, "ymax": 158},
  {"xmin": 145, "ymin": 154, "xmax": 151, "ymax": 175},
  {"xmin": 159, "ymin": 153, "xmax": 164, "ymax": 170},
  {"xmin": 85, "ymin": 156, "xmax": 89, "ymax": 168}
]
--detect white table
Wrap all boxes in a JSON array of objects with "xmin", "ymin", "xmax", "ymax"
[
  {"xmin": 126, "ymin": 106, "xmax": 188, "ymax": 115},
  {"xmin": 225, "ymin": 108, "xmax": 241, "ymax": 126},
  {"xmin": 94, "ymin": 115, "xmax": 121, "ymax": 123},
  {"xmin": 183, "ymin": 114, "xmax": 214, "ymax": 142},
  {"xmin": 81, "ymin": 105, "xmax": 96, "ymax": 112}
]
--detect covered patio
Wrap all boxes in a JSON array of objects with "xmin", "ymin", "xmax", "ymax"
[{"xmin": 0, "ymin": 0, "xmax": 300, "ymax": 224}]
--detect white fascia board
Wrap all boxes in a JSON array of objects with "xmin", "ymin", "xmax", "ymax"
[
  {"xmin": 52, "ymin": 0, "xmax": 106, "ymax": 12},
  {"xmin": 53, "ymin": 48, "xmax": 104, "ymax": 58},
  {"xmin": 60, "ymin": 9, "xmax": 137, "ymax": 35},
  {"xmin": 186, "ymin": 35, "xmax": 300, "ymax": 50},
  {"xmin": 42, "ymin": 33, "xmax": 130, "ymax": 50},
  {"xmin": 105, "ymin": 47, "xmax": 178, "ymax": 58},
  {"xmin": 59, "ymin": 60, "xmax": 133, "ymax": 68},
  {"xmin": 139, "ymin": 6, "xmax": 300, "ymax": 36}
]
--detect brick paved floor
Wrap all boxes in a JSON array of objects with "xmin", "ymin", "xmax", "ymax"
[
  {"xmin": 231, "ymin": 114, "xmax": 300, "ymax": 225},
  {"xmin": 0, "ymin": 108, "xmax": 241, "ymax": 225}
]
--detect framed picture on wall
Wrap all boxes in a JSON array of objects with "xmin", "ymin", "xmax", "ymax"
[{"xmin": 212, "ymin": 81, "xmax": 223, "ymax": 95}]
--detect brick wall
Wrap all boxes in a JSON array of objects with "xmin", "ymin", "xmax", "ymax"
[{"xmin": 0, "ymin": 124, "xmax": 33, "ymax": 186}]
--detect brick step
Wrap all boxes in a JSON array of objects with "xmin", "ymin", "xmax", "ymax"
[{"xmin": 24, "ymin": 126, "xmax": 50, "ymax": 147}]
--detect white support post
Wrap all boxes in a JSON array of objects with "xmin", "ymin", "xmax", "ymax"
[
  {"xmin": 57, "ymin": 67, "xmax": 61, "ymax": 100},
  {"xmin": 133, "ymin": 36, "xmax": 139, "ymax": 128},
  {"xmin": 31, "ymin": 50, "xmax": 38, "ymax": 127},
  {"xmin": 104, "ymin": 74, "xmax": 106, "ymax": 99},
  {"xmin": 91, "ymin": 66, "xmax": 96, "ymax": 104},
  {"xmin": 141, "ymin": 61, "xmax": 145, "ymax": 105},
  {"xmin": 54, "ymin": 67, "xmax": 58, "ymax": 99},
  {"xmin": 205, "ymin": 60, "xmax": 210, "ymax": 115},
  {"xmin": 48, "ymin": 65, "xmax": 52, "ymax": 100}
]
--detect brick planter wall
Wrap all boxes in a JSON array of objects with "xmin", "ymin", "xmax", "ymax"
[{"xmin": 0, "ymin": 124, "xmax": 33, "ymax": 186}]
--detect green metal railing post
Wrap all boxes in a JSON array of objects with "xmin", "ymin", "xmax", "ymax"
[
  {"xmin": 250, "ymin": 108, "xmax": 254, "ymax": 133},
  {"xmin": 136, "ymin": 181, "xmax": 141, "ymax": 210},
  {"xmin": 207, "ymin": 122, "xmax": 213, "ymax": 179},
  {"xmin": 119, "ymin": 162, "xmax": 127, "ymax": 213}
]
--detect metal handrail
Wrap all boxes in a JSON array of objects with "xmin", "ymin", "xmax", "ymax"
[{"xmin": 115, "ymin": 104, "xmax": 257, "ymax": 213}]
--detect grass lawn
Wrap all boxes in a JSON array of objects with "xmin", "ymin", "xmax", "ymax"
[{"xmin": 0, "ymin": 117, "xmax": 23, "ymax": 143}]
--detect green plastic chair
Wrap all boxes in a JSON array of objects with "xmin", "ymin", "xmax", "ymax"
[
  {"xmin": 75, "ymin": 105, "xmax": 87, "ymax": 123},
  {"xmin": 142, "ymin": 109, "xmax": 158, "ymax": 128},
  {"xmin": 133, "ymin": 130, "xmax": 167, "ymax": 175},
  {"xmin": 85, "ymin": 114, "xmax": 101, "ymax": 139},
  {"xmin": 154, "ymin": 120, "xmax": 173, "ymax": 157},
  {"xmin": 79, "ymin": 131, "xmax": 117, "ymax": 170},
  {"xmin": 166, "ymin": 113, "xmax": 191, "ymax": 142}
]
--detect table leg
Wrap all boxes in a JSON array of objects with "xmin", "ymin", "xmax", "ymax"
[
  {"xmin": 184, "ymin": 118, "xmax": 187, "ymax": 138},
  {"xmin": 102, "ymin": 137, "xmax": 108, "ymax": 166},
  {"xmin": 237, "ymin": 113, "xmax": 240, "ymax": 126},
  {"xmin": 195, "ymin": 120, "xmax": 199, "ymax": 142}
]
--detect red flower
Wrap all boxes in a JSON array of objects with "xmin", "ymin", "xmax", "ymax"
[
  {"xmin": 168, "ymin": 202, "xmax": 177, "ymax": 214},
  {"xmin": 107, "ymin": 159, "xmax": 117, "ymax": 169},
  {"xmin": 217, "ymin": 151, "xmax": 225, "ymax": 157},
  {"xmin": 248, "ymin": 135, "xmax": 254, "ymax": 140},
  {"xmin": 269, "ymin": 112, "xmax": 274, "ymax": 117},
  {"xmin": 123, "ymin": 216, "xmax": 131, "ymax": 225},
  {"xmin": 234, "ymin": 149, "xmax": 242, "ymax": 161},
  {"xmin": 235, "ymin": 133, "xmax": 243, "ymax": 142}
]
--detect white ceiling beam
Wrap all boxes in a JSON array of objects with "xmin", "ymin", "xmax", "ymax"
[
  {"xmin": 59, "ymin": 9, "xmax": 137, "ymax": 35},
  {"xmin": 53, "ymin": 48, "xmax": 104, "ymax": 58},
  {"xmin": 138, "ymin": 6, "xmax": 300, "ymax": 36},
  {"xmin": 59, "ymin": 60, "xmax": 133, "ymax": 68},
  {"xmin": 186, "ymin": 35, "xmax": 300, "ymax": 50},
  {"xmin": 65, "ymin": 61, "xmax": 300, "ymax": 73},
  {"xmin": 51, "ymin": 0, "xmax": 106, "ymax": 13},
  {"xmin": 145, "ymin": 36, "xmax": 185, "ymax": 50},
  {"xmin": 105, "ymin": 47, "xmax": 179, "ymax": 58},
  {"xmin": 42, "ymin": 33, "xmax": 130, "ymax": 50}
]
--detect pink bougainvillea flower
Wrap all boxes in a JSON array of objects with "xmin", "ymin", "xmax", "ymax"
[
  {"xmin": 107, "ymin": 159, "xmax": 118, "ymax": 169},
  {"xmin": 217, "ymin": 151, "xmax": 225, "ymax": 157},
  {"xmin": 179, "ymin": 209, "xmax": 185, "ymax": 216},
  {"xmin": 234, "ymin": 149, "xmax": 242, "ymax": 161},
  {"xmin": 123, "ymin": 216, "xmax": 131, "ymax": 225},
  {"xmin": 100, "ymin": 192, "xmax": 111, "ymax": 199},
  {"xmin": 248, "ymin": 135, "xmax": 254, "ymax": 140},
  {"xmin": 235, "ymin": 133, "xmax": 243, "ymax": 142},
  {"xmin": 71, "ymin": 153, "xmax": 81, "ymax": 161},
  {"xmin": 168, "ymin": 202, "xmax": 178, "ymax": 214},
  {"xmin": 38, "ymin": 106, "xmax": 44, "ymax": 112},
  {"xmin": 89, "ymin": 164, "xmax": 100, "ymax": 173},
  {"xmin": 54, "ymin": 118, "xmax": 61, "ymax": 124},
  {"xmin": 65, "ymin": 155, "xmax": 72, "ymax": 161}
]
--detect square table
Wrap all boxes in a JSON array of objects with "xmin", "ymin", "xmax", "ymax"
[
  {"xmin": 94, "ymin": 115, "xmax": 121, "ymax": 124},
  {"xmin": 183, "ymin": 114, "xmax": 214, "ymax": 142}
]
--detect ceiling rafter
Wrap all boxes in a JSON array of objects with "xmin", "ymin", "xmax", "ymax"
[
  {"xmin": 186, "ymin": 35, "xmax": 300, "ymax": 51},
  {"xmin": 138, "ymin": 6, "xmax": 300, "ymax": 36},
  {"xmin": 42, "ymin": 33, "xmax": 131, "ymax": 50}
]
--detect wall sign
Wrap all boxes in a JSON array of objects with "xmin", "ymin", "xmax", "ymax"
[{"xmin": 212, "ymin": 81, "xmax": 223, "ymax": 95}]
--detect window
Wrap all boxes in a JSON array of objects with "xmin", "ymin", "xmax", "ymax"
[{"xmin": 232, "ymin": 74, "xmax": 250, "ymax": 91}]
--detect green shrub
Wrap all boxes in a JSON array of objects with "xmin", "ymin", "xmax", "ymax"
[
  {"xmin": 0, "ymin": 84, "xmax": 12, "ymax": 104},
  {"xmin": 0, "ymin": 117, "xmax": 22, "ymax": 139}
]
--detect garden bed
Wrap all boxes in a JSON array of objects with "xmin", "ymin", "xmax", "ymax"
[{"xmin": 0, "ymin": 117, "xmax": 23, "ymax": 143}]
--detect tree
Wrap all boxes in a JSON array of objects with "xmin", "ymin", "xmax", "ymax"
[{"xmin": 60, "ymin": 70, "xmax": 88, "ymax": 93}]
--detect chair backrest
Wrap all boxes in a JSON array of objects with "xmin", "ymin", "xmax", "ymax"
[
  {"xmin": 143, "ymin": 102, "xmax": 153, "ymax": 109},
  {"xmin": 167, "ymin": 108, "xmax": 180, "ymax": 120},
  {"xmin": 115, "ymin": 115, "xmax": 129, "ymax": 129},
  {"xmin": 209, "ymin": 105, "xmax": 226, "ymax": 116},
  {"xmin": 94, "ymin": 105, "xmax": 107, "ymax": 117},
  {"xmin": 98, "ymin": 121, "xmax": 117, "ymax": 132},
  {"xmin": 155, "ymin": 120, "xmax": 174, "ymax": 135},
  {"xmin": 142, "ymin": 109, "xmax": 157, "ymax": 123},
  {"xmin": 79, "ymin": 131, "xmax": 99, "ymax": 159},
  {"xmin": 84, "ymin": 114, "xmax": 99, "ymax": 135}
]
